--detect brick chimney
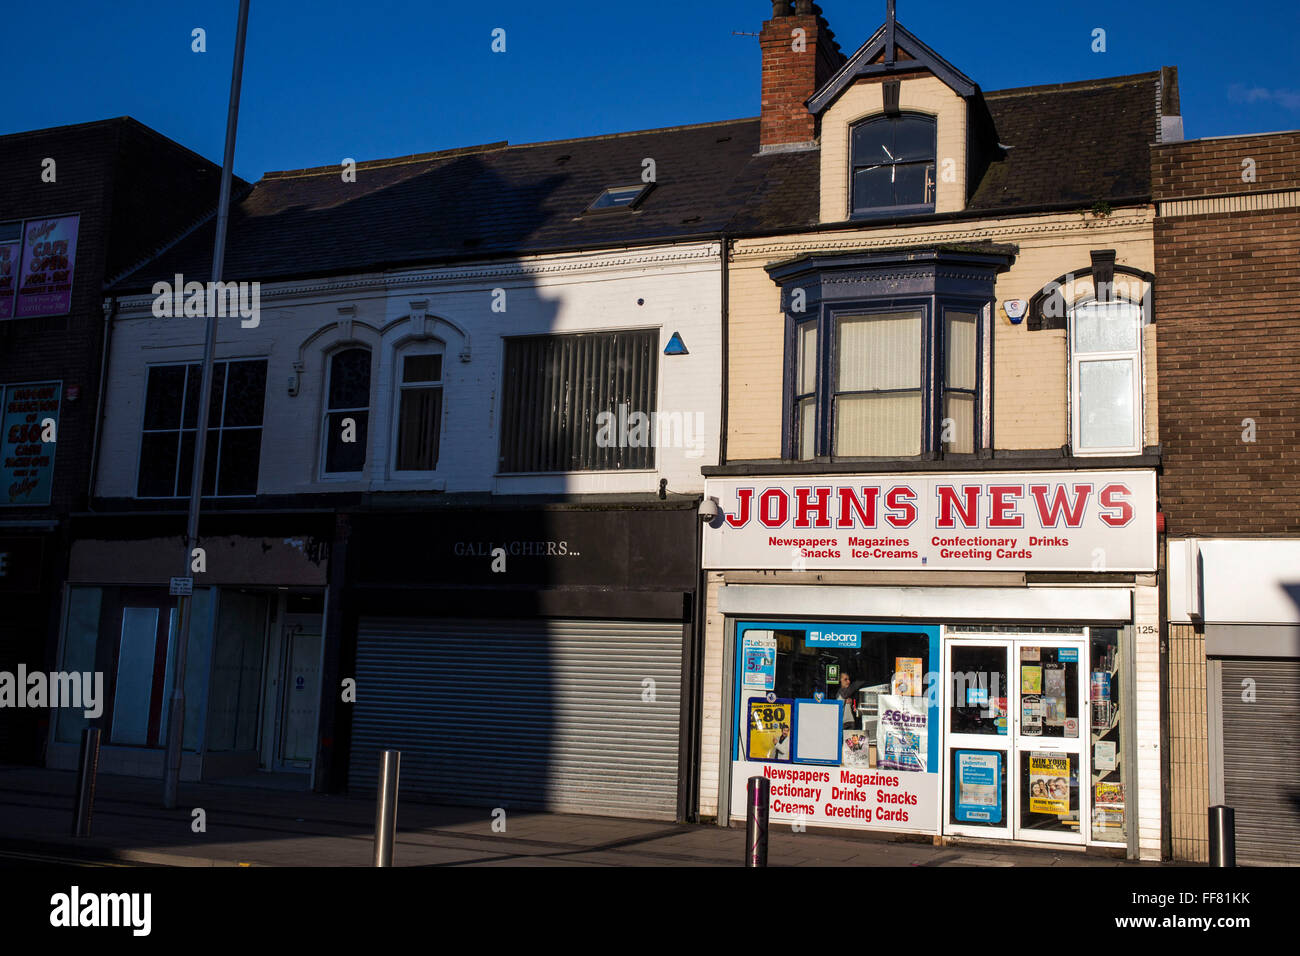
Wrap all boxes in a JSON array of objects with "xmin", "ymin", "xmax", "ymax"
[{"xmin": 759, "ymin": 0, "xmax": 845, "ymax": 151}]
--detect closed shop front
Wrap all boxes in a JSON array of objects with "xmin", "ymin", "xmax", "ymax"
[
  {"xmin": 1174, "ymin": 539, "xmax": 1300, "ymax": 867},
  {"xmin": 340, "ymin": 501, "xmax": 700, "ymax": 821},
  {"xmin": 349, "ymin": 617, "xmax": 683, "ymax": 819},
  {"xmin": 1217, "ymin": 659, "xmax": 1300, "ymax": 865}
]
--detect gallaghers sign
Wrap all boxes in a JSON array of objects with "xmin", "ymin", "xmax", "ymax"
[{"xmin": 703, "ymin": 471, "xmax": 1156, "ymax": 572}]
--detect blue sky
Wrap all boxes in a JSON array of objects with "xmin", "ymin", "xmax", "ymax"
[{"xmin": 7, "ymin": 0, "xmax": 1299, "ymax": 180}]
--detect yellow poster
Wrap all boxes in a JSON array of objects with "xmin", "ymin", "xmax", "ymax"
[
  {"xmin": 1028, "ymin": 754, "xmax": 1071, "ymax": 814},
  {"xmin": 747, "ymin": 699, "xmax": 792, "ymax": 762},
  {"xmin": 1021, "ymin": 665, "xmax": 1043, "ymax": 694},
  {"xmin": 892, "ymin": 657, "xmax": 924, "ymax": 696}
]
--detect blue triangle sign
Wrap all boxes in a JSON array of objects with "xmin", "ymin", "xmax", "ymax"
[{"xmin": 664, "ymin": 331, "xmax": 689, "ymax": 355}]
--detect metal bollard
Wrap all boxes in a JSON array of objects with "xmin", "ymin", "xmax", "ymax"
[
  {"xmin": 1208, "ymin": 805, "xmax": 1236, "ymax": 867},
  {"xmin": 745, "ymin": 775, "xmax": 770, "ymax": 867},
  {"xmin": 373, "ymin": 750, "xmax": 400, "ymax": 867},
  {"xmin": 72, "ymin": 727, "xmax": 101, "ymax": 837}
]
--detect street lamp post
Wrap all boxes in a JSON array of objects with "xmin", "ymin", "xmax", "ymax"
[{"xmin": 162, "ymin": 0, "xmax": 252, "ymax": 809}]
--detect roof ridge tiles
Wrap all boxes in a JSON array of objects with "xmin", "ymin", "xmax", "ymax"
[
  {"xmin": 259, "ymin": 117, "xmax": 759, "ymax": 181},
  {"xmin": 985, "ymin": 71, "xmax": 1159, "ymax": 98}
]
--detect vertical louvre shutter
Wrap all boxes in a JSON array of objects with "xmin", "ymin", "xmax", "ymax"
[
  {"xmin": 349, "ymin": 618, "xmax": 684, "ymax": 820},
  {"xmin": 1220, "ymin": 659, "xmax": 1300, "ymax": 865},
  {"xmin": 499, "ymin": 330, "xmax": 658, "ymax": 472}
]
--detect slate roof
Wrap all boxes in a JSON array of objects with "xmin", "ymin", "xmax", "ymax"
[{"xmin": 110, "ymin": 72, "xmax": 1160, "ymax": 292}]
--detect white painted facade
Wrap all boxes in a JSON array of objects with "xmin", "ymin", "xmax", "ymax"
[{"xmin": 97, "ymin": 242, "xmax": 723, "ymax": 499}]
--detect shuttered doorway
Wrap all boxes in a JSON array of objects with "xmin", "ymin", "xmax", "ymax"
[
  {"xmin": 349, "ymin": 617, "xmax": 684, "ymax": 820},
  {"xmin": 1220, "ymin": 659, "xmax": 1300, "ymax": 865}
]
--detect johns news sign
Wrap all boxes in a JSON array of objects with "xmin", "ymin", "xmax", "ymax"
[{"xmin": 702, "ymin": 471, "xmax": 1156, "ymax": 572}]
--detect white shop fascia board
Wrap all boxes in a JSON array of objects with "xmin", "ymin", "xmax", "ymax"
[{"xmin": 717, "ymin": 584, "xmax": 1132, "ymax": 622}]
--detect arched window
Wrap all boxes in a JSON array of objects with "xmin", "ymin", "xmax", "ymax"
[
  {"xmin": 1070, "ymin": 298, "xmax": 1143, "ymax": 455},
  {"xmin": 321, "ymin": 347, "xmax": 371, "ymax": 474},
  {"xmin": 850, "ymin": 113, "xmax": 936, "ymax": 216},
  {"xmin": 393, "ymin": 343, "xmax": 444, "ymax": 472}
]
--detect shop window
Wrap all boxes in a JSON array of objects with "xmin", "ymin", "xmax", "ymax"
[
  {"xmin": 321, "ymin": 347, "xmax": 371, "ymax": 475},
  {"xmin": 498, "ymin": 329, "xmax": 658, "ymax": 472},
  {"xmin": 850, "ymin": 113, "xmax": 936, "ymax": 217},
  {"xmin": 791, "ymin": 303, "xmax": 984, "ymax": 460},
  {"xmin": 55, "ymin": 586, "xmax": 214, "ymax": 752},
  {"xmin": 137, "ymin": 359, "xmax": 268, "ymax": 498},
  {"xmin": 734, "ymin": 623, "xmax": 938, "ymax": 773},
  {"xmin": 1089, "ymin": 627, "xmax": 1125, "ymax": 843},
  {"xmin": 392, "ymin": 348, "xmax": 443, "ymax": 473},
  {"xmin": 1070, "ymin": 298, "xmax": 1143, "ymax": 455}
]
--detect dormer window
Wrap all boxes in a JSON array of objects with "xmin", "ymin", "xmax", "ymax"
[
  {"xmin": 586, "ymin": 184, "xmax": 650, "ymax": 213},
  {"xmin": 850, "ymin": 113, "xmax": 936, "ymax": 217}
]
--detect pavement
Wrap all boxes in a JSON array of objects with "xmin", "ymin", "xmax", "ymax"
[{"xmin": 0, "ymin": 764, "xmax": 1149, "ymax": 867}]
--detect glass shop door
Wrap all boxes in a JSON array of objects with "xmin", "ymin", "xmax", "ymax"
[{"xmin": 1010, "ymin": 638, "xmax": 1088, "ymax": 845}]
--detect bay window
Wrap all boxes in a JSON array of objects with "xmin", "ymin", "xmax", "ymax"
[{"xmin": 773, "ymin": 247, "xmax": 1012, "ymax": 462}]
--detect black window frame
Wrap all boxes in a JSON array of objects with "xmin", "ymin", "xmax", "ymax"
[
  {"xmin": 848, "ymin": 112, "xmax": 938, "ymax": 219},
  {"xmin": 136, "ymin": 358, "xmax": 268, "ymax": 499},
  {"xmin": 790, "ymin": 297, "xmax": 990, "ymax": 461}
]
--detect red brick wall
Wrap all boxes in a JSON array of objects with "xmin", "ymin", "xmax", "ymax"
[
  {"xmin": 1155, "ymin": 133, "xmax": 1300, "ymax": 535},
  {"xmin": 1153, "ymin": 133, "xmax": 1300, "ymax": 199},
  {"xmin": 759, "ymin": 10, "xmax": 845, "ymax": 149}
]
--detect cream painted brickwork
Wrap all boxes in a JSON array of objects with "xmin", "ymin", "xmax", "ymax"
[
  {"xmin": 1133, "ymin": 583, "xmax": 1163, "ymax": 860},
  {"xmin": 697, "ymin": 571, "xmax": 726, "ymax": 819},
  {"xmin": 726, "ymin": 208, "xmax": 1156, "ymax": 460},
  {"xmin": 820, "ymin": 76, "xmax": 967, "ymax": 222}
]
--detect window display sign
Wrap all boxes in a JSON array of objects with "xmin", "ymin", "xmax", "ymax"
[
  {"xmin": 740, "ymin": 631, "xmax": 777, "ymax": 691},
  {"xmin": 0, "ymin": 382, "xmax": 61, "ymax": 506},
  {"xmin": 732, "ymin": 621, "xmax": 941, "ymax": 834},
  {"xmin": 892, "ymin": 657, "xmax": 923, "ymax": 696},
  {"xmin": 792, "ymin": 699, "xmax": 842, "ymax": 765},
  {"xmin": 955, "ymin": 750, "xmax": 1002, "ymax": 823},
  {"xmin": 0, "ymin": 235, "xmax": 20, "ymax": 320},
  {"xmin": 13, "ymin": 215, "xmax": 79, "ymax": 319},
  {"xmin": 877, "ymin": 694, "xmax": 927, "ymax": 772},
  {"xmin": 703, "ymin": 470, "xmax": 1157, "ymax": 571},
  {"xmin": 746, "ymin": 698, "xmax": 793, "ymax": 762},
  {"xmin": 1028, "ymin": 753, "xmax": 1071, "ymax": 814}
]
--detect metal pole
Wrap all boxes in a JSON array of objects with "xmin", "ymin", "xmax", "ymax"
[
  {"xmin": 163, "ymin": 0, "xmax": 252, "ymax": 810},
  {"xmin": 373, "ymin": 750, "xmax": 401, "ymax": 867},
  {"xmin": 745, "ymin": 775, "xmax": 769, "ymax": 867},
  {"xmin": 1208, "ymin": 805, "xmax": 1236, "ymax": 867},
  {"xmin": 72, "ymin": 727, "xmax": 101, "ymax": 837}
]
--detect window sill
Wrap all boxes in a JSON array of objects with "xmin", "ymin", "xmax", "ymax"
[{"xmin": 703, "ymin": 450, "xmax": 1162, "ymax": 477}]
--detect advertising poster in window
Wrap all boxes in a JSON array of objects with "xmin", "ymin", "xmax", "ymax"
[
  {"xmin": 746, "ymin": 698, "xmax": 793, "ymax": 762},
  {"xmin": 740, "ymin": 631, "xmax": 777, "ymax": 692},
  {"xmin": 891, "ymin": 656, "xmax": 923, "ymax": 696},
  {"xmin": 0, "ymin": 237, "xmax": 20, "ymax": 320},
  {"xmin": 955, "ymin": 750, "xmax": 1002, "ymax": 823},
  {"xmin": 0, "ymin": 382, "xmax": 60, "ymax": 506},
  {"xmin": 15, "ymin": 216, "xmax": 79, "ymax": 319},
  {"xmin": 877, "ymin": 694, "xmax": 927, "ymax": 772},
  {"xmin": 1028, "ymin": 753, "xmax": 1071, "ymax": 814}
]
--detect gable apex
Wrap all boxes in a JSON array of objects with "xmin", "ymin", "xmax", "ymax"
[{"xmin": 807, "ymin": 21, "xmax": 977, "ymax": 114}]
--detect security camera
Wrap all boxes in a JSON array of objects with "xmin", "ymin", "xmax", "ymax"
[{"xmin": 698, "ymin": 496, "xmax": 720, "ymax": 522}]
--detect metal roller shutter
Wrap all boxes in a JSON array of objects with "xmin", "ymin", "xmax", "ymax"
[
  {"xmin": 349, "ymin": 617, "xmax": 684, "ymax": 820},
  {"xmin": 1221, "ymin": 659, "xmax": 1300, "ymax": 865}
]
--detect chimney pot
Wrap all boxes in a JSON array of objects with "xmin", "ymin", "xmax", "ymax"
[{"xmin": 771, "ymin": 1, "xmax": 793, "ymax": 17}]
